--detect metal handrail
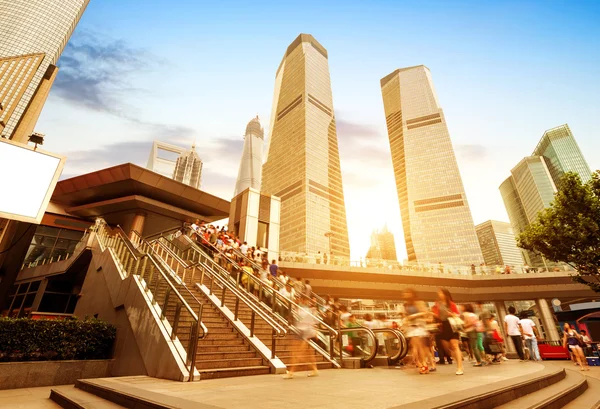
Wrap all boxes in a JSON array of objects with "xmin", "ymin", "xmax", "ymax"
[
  {"xmin": 150, "ymin": 237, "xmax": 288, "ymax": 359},
  {"xmin": 95, "ymin": 221, "xmax": 205, "ymax": 380},
  {"xmin": 128, "ymin": 229, "xmax": 208, "ymax": 339},
  {"xmin": 180, "ymin": 234, "xmax": 339, "ymax": 339}
]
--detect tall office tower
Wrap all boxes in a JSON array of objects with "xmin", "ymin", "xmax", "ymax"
[
  {"xmin": 172, "ymin": 144, "xmax": 202, "ymax": 189},
  {"xmin": 146, "ymin": 141, "xmax": 187, "ymax": 178},
  {"xmin": 234, "ymin": 116, "xmax": 264, "ymax": 196},
  {"xmin": 380, "ymin": 65, "xmax": 483, "ymax": 265},
  {"xmin": 475, "ymin": 220, "xmax": 524, "ymax": 267},
  {"xmin": 0, "ymin": 0, "xmax": 89, "ymax": 141},
  {"xmin": 261, "ymin": 34, "xmax": 350, "ymax": 257},
  {"xmin": 533, "ymin": 124, "xmax": 592, "ymax": 185},
  {"xmin": 500, "ymin": 157, "xmax": 557, "ymax": 267},
  {"xmin": 366, "ymin": 225, "xmax": 397, "ymax": 261}
]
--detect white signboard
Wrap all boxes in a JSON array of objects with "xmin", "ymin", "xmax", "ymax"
[{"xmin": 0, "ymin": 138, "xmax": 65, "ymax": 224}]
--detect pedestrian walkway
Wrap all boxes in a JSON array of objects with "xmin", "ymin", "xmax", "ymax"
[{"xmin": 71, "ymin": 362, "xmax": 543, "ymax": 409}]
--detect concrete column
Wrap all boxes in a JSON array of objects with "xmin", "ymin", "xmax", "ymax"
[
  {"xmin": 537, "ymin": 298, "xmax": 560, "ymax": 341},
  {"xmin": 494, "ymin": 301, "xmax": 514, "ymax": 353},
  {"xmin": 129, "ymin": 213, "xmax": 146, "ymax": 242}
]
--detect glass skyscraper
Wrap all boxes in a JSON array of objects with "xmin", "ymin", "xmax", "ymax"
[
  {"xmin": 500, "ymin": 125, "xmax": 590, "ymax": 267},
  {"xmin": 172, "ymin": 144, "xmax": 202, "ymax": 189},
  {"xmin": 0, "ymin": 0, "xmax": 89, "ymax": 140},
  {"xmin": 366, "ymin": 225, "xmax": 397, "ymax": 262},
  {"xmin": 475, "ymin": 220, "xmax": 524, "ymax": 268},
  {"xmin": 380, "ymin": 65, "xmax": 483, "ymax": 265},
  {"xmin": 261, "ymin": 34, "xmax": 350, "ymax": 257},
  {"xmin": 533, "ymin": 124, "xmax": 592, "ymax": 185},
  {"xmin": 234, "ymin": 116, "xmax": 264, "ymax": 196}
]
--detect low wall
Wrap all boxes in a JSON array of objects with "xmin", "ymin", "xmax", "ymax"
[{"xmin": 0, "ymin": 359, "xmax": 112, "ymax": 390}]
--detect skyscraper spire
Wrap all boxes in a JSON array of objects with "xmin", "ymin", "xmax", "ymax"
[{"xmin": 234, "ymin": 116, "xmax": 264, "ymax": 196}]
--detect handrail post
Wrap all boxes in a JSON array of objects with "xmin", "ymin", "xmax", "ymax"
[
  {"xmin": 221, "ymin": 286, "xmax": 226, "ymax": 307},
  {"xmin": 161, "ymin": 288, "xmax": 171, "ymax": 319},
  {"xmin": 272, "ymin": 329, "xmax": 276, "ymax": 359},
  {"xmin": 250, "ymin": 311, "xmax": 255, "ymax": 337},
  {"xmin": 171, "ymin": 302, "xmax": 182, "ymax": 340},
  {"xmin": 234, "ymin": 297, "xmax": 240, "ymax": 321}
]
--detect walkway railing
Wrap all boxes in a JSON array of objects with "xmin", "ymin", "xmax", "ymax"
[
  {"xmin": 20, "ymin": 228, "xmax": 93, "ymax": 270},
  {"xmin": 94, "ymin": 221, "xmax": 206, "ymax": 380}
]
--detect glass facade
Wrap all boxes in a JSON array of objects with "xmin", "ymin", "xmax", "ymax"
[
  {"xmin": 533, "ymin": 124, "xmax": 592, "ymax": 185},
  {"xmin": 475, "ymin": 220, "xmax": 524, "ymax": 267},
  {"xmin": 262, "ymin": 34, "xmax": 351, "ymax": 257},
  {"xmin": 500, "ymin": 157, "xmax": 556, "ymax": 267},
  {"xmin": 23, "ymin": 225, "xmax": 84, "ymax": 266},
  {"xmin": 234, "ymin": 116, "xmax": 264, "ymax": 196},
  {"xmin": 0, "ymin": 0, "xmax": 89, "ymax": 138},
  {"xmin": 366, "ymin": 225, "xmax": 397, "ymax": 261},
  {"xmin": 380, "ymin": 66, "xmax": 483, "ymax": 265}
]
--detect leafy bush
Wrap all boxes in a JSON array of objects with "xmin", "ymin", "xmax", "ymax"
[{"xmin": 0, "ymin": 317, "xmax": 116, "ymax": 362}]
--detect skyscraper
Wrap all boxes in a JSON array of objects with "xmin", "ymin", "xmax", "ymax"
[
  {"xmin": 146, "ymin": 141, "xmax": 187, "ymax": 178},
  {"xmin": 172, "ymin": 144, "xmax": 202, "ymax": 189},
  {"xmin": 533, "ymin": 124, "xmax": 592, "ymax": 185},
  {"xmin": 380, "ymin": 65, "xmax": 483, "ymax": 265},
  {"xmin": 366, "ymin": 225, "xmax": 397, "ymax": 261},
  {"xmin": 261, "ymin": 34, "xmax": 350, "ymax": 257},
  {"xmin": 500, "ymin": 157, "xmax": 557, "ymax": 267},
  {"xmin": 475, "ymin": 220, "xmax": 524, "ymax": 268},
  {"xmin": 234, "ymin": 116, "xmax": 264, "ymax": 196},
  {"xmin": 500, "ymin": 125, "xmax": 591, "ymax": 267},
  {"xmin": 0, "ymin": 0, "xmax": 90, "ymax": 141}
]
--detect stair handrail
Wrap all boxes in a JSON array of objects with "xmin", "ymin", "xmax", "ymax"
[
  {"xmin": 150, "ymin": 237, "xmax": 289, "ymax": 359},
  {"xmin": 94, "ymin": 221, "xmax": 206, "ymax": 380},
  {"xmin": 179, "ymin": 235, "xmax": 338, "ymax": 335}
]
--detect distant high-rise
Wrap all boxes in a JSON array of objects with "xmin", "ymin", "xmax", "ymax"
[
  {"xmin": 500, "ymin": 125, "xmax": 591, "ymax": 267},
  {"xmin": 0, "ymin": 0, "xmax": 89, "ymax": 141},
  {"xmin": 262, "ymin": 34, "xmax": 350, "ymax": 257},
  {"xmin": 146, "ymin": 141, "xmax": 187, "ymax": 179},
  {"xmin": 234, "ymin": 116, "xmax": 264, "ymax": 196},
  {"xmin": 380, "ymin": 65, "xmax": 483, "ymax": 265},
  {"xmin": 173, "ymin": 144, "xmax": 202, "ymax": 189},
  {"xmin": 533, "ymin": 124, "xmax": 592, "ymax": 185},
  {"xmin": 475, "ymin": 220, "xmax": 524, "ymax": 267},
  {"xmin": 366, "ymin": 225, "xmax": 397, "ymax": 261}
]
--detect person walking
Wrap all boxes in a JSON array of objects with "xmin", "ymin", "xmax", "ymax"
[
  {"xmin": 563, "ymin": 323, "xmax": 589, "ymax": 371},
  {"xmin": 463, "ymin": 304, "xmax": 483, "ymax": 366},
  {"xmin": 519, "ymin": 312, "xmax": 541, "ymax": 361},
  {"xmin": 432, "ymin": 288, "xmax": 464, "ymax": 375},
  {"xmin": 504, "ymin": 306, "xmax": 525, "ymax": 361},
  {"xmin": 283, "ymin": 296, "xmax": 318, "ymax": 379}
]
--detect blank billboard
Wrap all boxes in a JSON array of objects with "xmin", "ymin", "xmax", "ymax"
[{"xmin": 0, "ymin": 139, "xmax": 65, "ymax": 224}]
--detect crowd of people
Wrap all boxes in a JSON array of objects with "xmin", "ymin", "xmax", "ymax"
[{"xmin": 179, "ymin": 221, "xmax": 594, "ymax": 377}]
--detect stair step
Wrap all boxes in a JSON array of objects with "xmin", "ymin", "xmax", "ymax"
[
  {"xmin": 198, "ymin": 365, "xmax": 271, "ymax": 380},
  {"xmin": 50, "ymin": 385, "xmax": 126, "ymax": 409},
  {"xmin": 196, "ymin": 357, "xmax": 264, "ymax": 369},
  {"xmin": 198, "ymin": 345, "xmax": 250, "ymax": 353},
  {"xmin": 496, "ymin": 369, "xmax": 587, "ymax": 409},
  {"xmin": 562, "ymin": 374, "xmax": 600, "ymax": 409},
  {"xmin": 195, "ymin": 351, "xmax": 258, "ymax": 360},
  {"xmin": 198, "ymin": 338, "xmax": 246, "ymax": 346}
]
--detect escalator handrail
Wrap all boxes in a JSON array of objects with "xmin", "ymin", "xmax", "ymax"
[
  {"xmin": 153, "ymin": 236, "xmax": 288, "ymax": 338},
  {"xmin": 371, "ymin": 328, "xmax": 408, "ymax": 361},
  {"xmin": 338, "ymin": 326, "xmax": 379, "ymax": 363}
]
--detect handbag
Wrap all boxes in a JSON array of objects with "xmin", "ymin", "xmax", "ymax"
[{"xmin": 448, "ymin": 316, "xmax": 464, "ymax": 333}]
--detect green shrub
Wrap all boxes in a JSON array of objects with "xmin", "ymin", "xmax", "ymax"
[{"xmin": 0, "ymin": 317, "xmax": 116, "ymax": 362}]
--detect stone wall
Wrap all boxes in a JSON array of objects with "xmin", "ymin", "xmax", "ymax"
[{"xmin": 0, "ymin": 359, "xmax": 112, "ymax": 390}]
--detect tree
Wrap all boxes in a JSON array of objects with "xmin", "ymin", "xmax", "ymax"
[{"xmin": 517, "ymin": 171, "xmax": 600, "ymax": 292}]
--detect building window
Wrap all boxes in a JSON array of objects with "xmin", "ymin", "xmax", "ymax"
[{"xmin": 23, "ymin": 226, "xmax": 84, "ymax": 266}]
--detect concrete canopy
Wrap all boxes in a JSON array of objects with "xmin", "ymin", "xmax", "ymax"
[{"xmin": 50, "ymin": 163, "xmax": 230, "ymax": 235}]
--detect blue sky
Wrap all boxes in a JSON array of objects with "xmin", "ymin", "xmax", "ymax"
[{"xmin": 38, "ymin": 0, "xmax": 600, "ymax": 261}]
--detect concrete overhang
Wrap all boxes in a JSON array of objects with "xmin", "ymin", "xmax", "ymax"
[{"xmin": 52, "ymin": 163, "xmax": 230, "ymax": 223}]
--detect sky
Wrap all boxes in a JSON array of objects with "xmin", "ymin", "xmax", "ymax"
[{"xmin": 37, "ymin": 0, "xmax": 600, "ymax": 261}]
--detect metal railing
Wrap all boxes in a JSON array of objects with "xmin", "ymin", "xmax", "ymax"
[
  {"xmin": 94, "ymin": 221, "xmax": 206, "ymax": 380},
  {"xmin": 148, "ymin": 236, "xmax": 288, "ymax": 359},
  {"xmin": 159, "ymin": 233, "xmax": 342, "ymax": 365}
]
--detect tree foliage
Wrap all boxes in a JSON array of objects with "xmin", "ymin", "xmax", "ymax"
[{"xmin": 518, "ymin": 171, "xmax": 600, "ymax": 292}]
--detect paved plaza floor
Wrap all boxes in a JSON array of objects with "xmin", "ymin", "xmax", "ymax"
[{"xmin": 4, "ymin": 361, "xmax": 599, "ymax": 409}]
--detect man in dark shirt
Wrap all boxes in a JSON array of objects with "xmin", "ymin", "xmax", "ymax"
[{"xmin": 269, "ymin": 260, "xmax": 279, "ymax": 277}]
